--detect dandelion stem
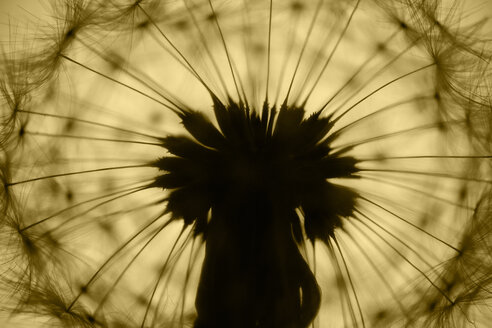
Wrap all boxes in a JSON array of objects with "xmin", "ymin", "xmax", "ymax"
[
  {"xmin": 283, "ymin": 0, "xmax": 324, "ymax": 105},
  {"xmin": 359, "ymin": 196, "xmax": 461, "ymax": 252},
  {"xmin": 150, "ymin": 228, "xmax": 194, "ymax": 326},
  {"xmin": 7, "ymin": 164, "xmax": 151, "ymax": 187},
  {"xmin": 318, "ymin": 35, "xmax": 420, "ymax": 114},
  {"xmin": 23, "ymin": 131, "xmax": 164, "ymax": 146},
  {"xmin": 92, "ymin": 217, "xmax": 171, "ymax": 316},
  {"xmin": 346, "ymin": 218, "xmax": 414, "ymax": 283},
  {"xmin": 265, "ymin": 0, "xmax": 273, "ymax": 102},
  {"xmin": 140, "ymin": 226, "xmax": 187, "ymax": 328},
  {"xmin": 355, "ymin": 208, "xmax": 442, "ymax": 270},
  {"xmin": 229, "ymin": 54, "xmax": 250, "ymax": 108},
  {"xmin": 239, "ymin": 0, "xmax": 257, "ymax": 104},
  {"xmin": 300, "ymin": 0, "xmax": 361, "ymax": 107},
  {"xmin": 180, "ymin": 238, "xmax": 199, "ymax": 326},
  {"xmin": 87, "ymin": 198, "xmax": 166, "ymax": 221},
  {"xmin": 359, "ymin": 176, "xmax": 474, "ymax": 210},
  {"xmin": 43, "ymin": 157, "xmax": 150, "ymax": 165},
  {"xmin": 147, "ymin": 31, "xmax": 208, "ymax": 92},
  {"xmin": 359, "ymin": 155, "xmax": 492, "ymax": 160},
  {"xmin": 66, "ymin": 211, "xmax": 171, "ymax": 311},
  {"xmin": 56, "ymin": 91, "xmax": 164, "ymax": 135},
  {"xmin": 311, "ymin": 242, "xmax": 317, "ymax": 328},
  {"xmin": 138, "ymin": 4, "xmax": 221, "ymax": 100},
  {"xmin": 80, "ymin": 40, "xmax": 189, "ymax": 114},
  {"xmin": 332, "ymin": 236, "xmax": 366, "ymax": 328},
  {"xmin": 354, "ymin": 210, "xmax": 455, "ymax": 305},
  {"xmin": 20, "ymin": 182, "xmax": 154, "ymax": 231},
  {"xmin": 331, "ymin": 62, "xmax": 435, "ymax": 122},
  {"xmin": 18, "ymin": 110, "xmax": 162, "ymax": 141},
  {"xmin": 332, "ymin": 119, "xmax": 464, "ymax": 150},
  {"xmin": 326, "ymin": 240, "xmax": 358, "ymax": 327},
  {"xmin": 356, "ymin": 209, "xmax": 435, "ymax": 271},
  {"xmin": 206, "ymin": 0, "xmax": 243, "ymax": 104},
  {"xmin": 60, "ymin": 54, "xmax": 181, "ymax": 114},
  {"xmin": 43, "ymin": 186, "xmax": 150, "ymax": 236},
  {"xmin": 274, "ymin": 14, "xmax": 299, "ymax": 104},
  {"xmin": 346, "ymin": 231, "xmax": 409, "ymax": 318},
  {"xmin": 329, "ymin": 95, "xmax": 435, "ymax": 136},
  {"xmin": 357, "ymin": 168, "xmax": 492, "ymax": 184},
  {"xmin": 182, "ymin": 0, "xmax": 231, "ymax": 100}
]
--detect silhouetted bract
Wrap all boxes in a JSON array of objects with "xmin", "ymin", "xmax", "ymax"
[{"xmin": 153, "ymin": 97, "xmax": 359, "ymax": 327}]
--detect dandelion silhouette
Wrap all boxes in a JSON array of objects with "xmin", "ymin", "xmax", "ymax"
[{"xmin": 0, "ymin": 0, "xmax": 492, "ymax": 327}]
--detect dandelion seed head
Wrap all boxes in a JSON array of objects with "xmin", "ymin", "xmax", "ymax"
[
  {"xmin": 154, "ymin": 101, "xmax": 359, "ymax": 244},
  {"xmin": 1, "ymin": 0, "xmax": 492, "ymax": 327}
]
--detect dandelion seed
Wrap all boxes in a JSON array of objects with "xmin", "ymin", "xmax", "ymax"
[{"xmin": 1, "ymin": 0, "xmax": 492, "ymax": 327}]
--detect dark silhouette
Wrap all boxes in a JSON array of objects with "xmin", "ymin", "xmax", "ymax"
[{"xmin": 153, "ymin": 97, "xmax": 359, "ymax": 327}]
